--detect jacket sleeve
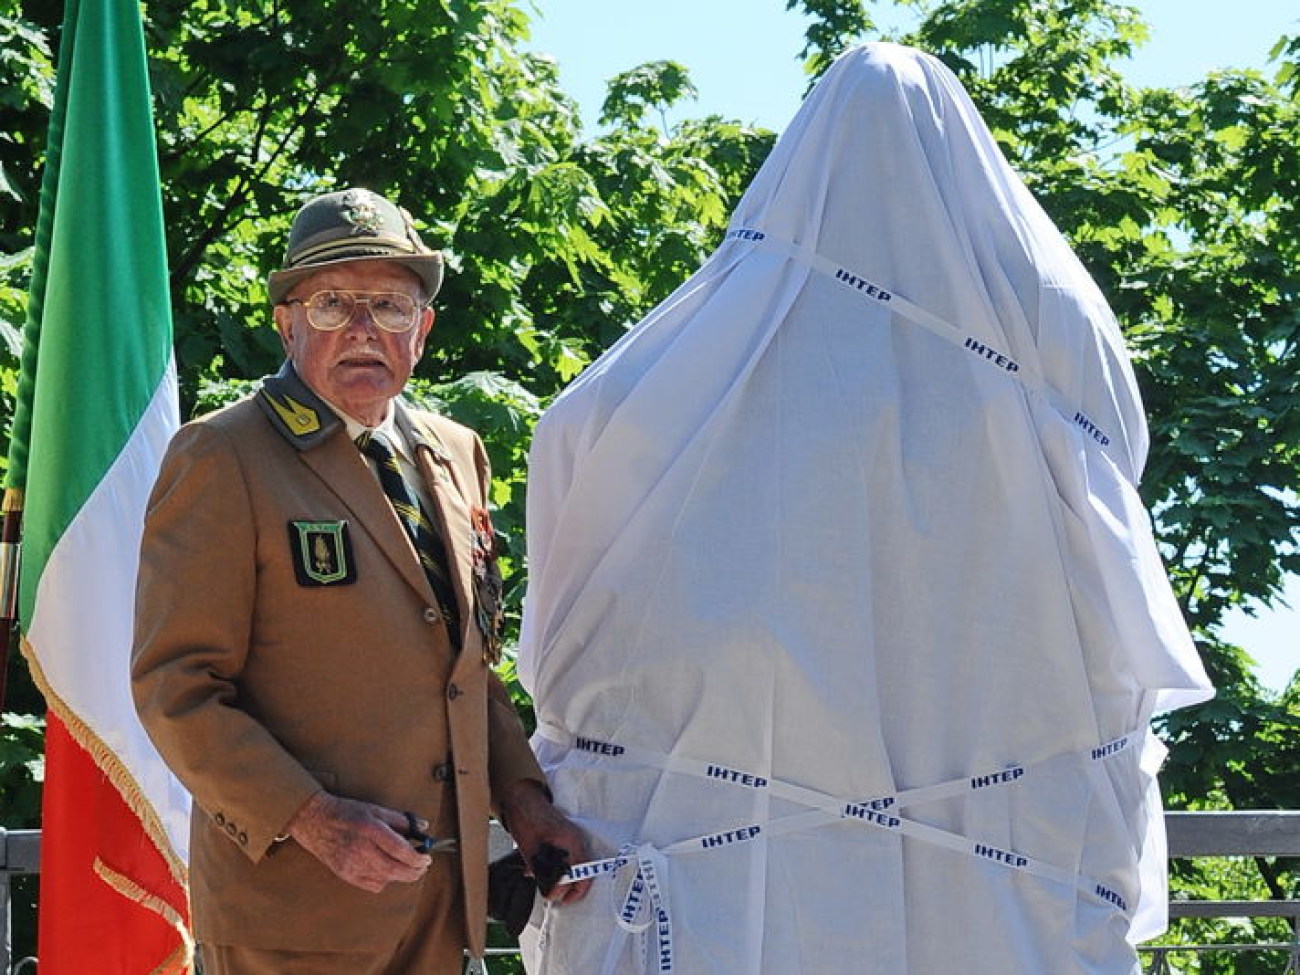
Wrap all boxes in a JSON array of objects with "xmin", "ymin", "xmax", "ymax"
[
  {"xmin": 131, "ymin": 421, "xmax": 322, "ymax": 861},
  {"xmin": 487, "ymin": 671, "xmax": 548, "ymax": 809}
]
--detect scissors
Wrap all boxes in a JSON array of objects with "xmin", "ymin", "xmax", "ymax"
[{"xmin": 403, "ymin": 810, "xmax": 458, "ymax": 855}]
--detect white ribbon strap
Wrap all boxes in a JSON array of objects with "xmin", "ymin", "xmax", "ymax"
[
  {"xmin": 541, "ymin": 720, "xmax": 1139, "ymax": 918},
  {"xmin": 610, "ymin": 843, "xmax": 675, "ymax": 973},
  {"xmin": 724, "ymin": 226, "xmax": 1119, "ymax": 452}
]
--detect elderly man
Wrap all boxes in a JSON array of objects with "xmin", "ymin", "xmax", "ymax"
[{"xmin": 133, "ymin": 187, "xmax": 586, "ymax": 974}]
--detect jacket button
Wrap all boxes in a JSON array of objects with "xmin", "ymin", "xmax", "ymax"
[
  {"xmin": 432, "ymin": 762, "xmax": 452, "ymax": 781},
  {"xmin": 214, "ymin": 812, "xmax": 226, "ymax": 826},
  {"xmin": 423, "ymin": 607, "xmax": 440, "ymax": 624},
  {"xmin": 447, "ymin": 683, "xmax": 461, "ymax": 701}
]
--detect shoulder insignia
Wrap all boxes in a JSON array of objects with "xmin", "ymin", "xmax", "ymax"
[
  {"xmin": 264, "ymin": 390, "xmax": 321, "ymax": 435},
  {"xmin": 256, "ymin": 362, "xmax": 341, "ymax": 450}
]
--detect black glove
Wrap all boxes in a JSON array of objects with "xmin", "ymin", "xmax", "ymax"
[
  {"xmin": 529, "ymin": 841, "xmax": 571, "ymax": 896},
  {"xmin": 487, "ymin": 850, "xmax": 536, "ymax": 938},
  {"xmin": 487, "ymin": 843, "xmax": 573, "ymax": 938}
]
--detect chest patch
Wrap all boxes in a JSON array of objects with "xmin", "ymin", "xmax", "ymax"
[{"xmin": 288, "ymin": 520, "xmax": 357, "ymax": 586}]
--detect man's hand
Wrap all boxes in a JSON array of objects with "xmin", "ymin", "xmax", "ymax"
[
  {"xmin": 498, "ymin": 779, "xmax": 592, "ymax": 904},
  {"xmin": 285, "ymin": 790, "xmax": 432, "ymax": 893}
]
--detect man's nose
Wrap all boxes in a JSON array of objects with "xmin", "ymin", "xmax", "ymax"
[{"xmin": 344, "ymin": 300, "xmax": 380, "ymax": 333}]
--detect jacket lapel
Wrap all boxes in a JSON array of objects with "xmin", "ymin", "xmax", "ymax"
[{"xmin": 398, "ymin": 406, "xmax": 475, "ymax": 644}]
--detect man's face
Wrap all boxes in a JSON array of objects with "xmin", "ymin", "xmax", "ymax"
[{"xmin": 273, "ymin": 261, "xmax": 433, "ymax": 426}]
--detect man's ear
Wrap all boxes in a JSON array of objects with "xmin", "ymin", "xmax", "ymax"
[
  {"xmin": 272, "ymin": 303, "xmax": 295, "ymax": 354},
  {"xmin": 413, "ymin": 307, "xmax": 435, "ymax": 358}
]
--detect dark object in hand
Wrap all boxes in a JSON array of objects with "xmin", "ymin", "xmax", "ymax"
[
  {"xmin": 487, "ymin": 850, "xmax": 536, "ymax": 937},
  {"xmin": 402, "ymin": 810, "xmax": 433, "ymax": 853},
  {"xmin": 530, "ymin": 841, "xmax": 570, "ymax": 896},
  {"xmin": 486, "ymin": 843, "xmax": 572, "ymax": 937},
  {"xmin": 401, "ymin": 810, "xmax": 457, "ymax": 855}
]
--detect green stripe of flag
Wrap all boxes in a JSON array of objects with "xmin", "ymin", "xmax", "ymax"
[{"xmin": 6, "ymin": 0, "xmax": 174, "ymax": 622}]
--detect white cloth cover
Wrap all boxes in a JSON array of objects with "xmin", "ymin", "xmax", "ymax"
[{"xmin": 518, "ymin": 42, "xmax": 1214, "ymax": 975}]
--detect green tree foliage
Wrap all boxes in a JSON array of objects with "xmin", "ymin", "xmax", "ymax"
[
  {"xmin": 0, "ymin": 0, "xmax": 53, "ymax": 488},
  {"xmin": 0, "ymin": 0, "xmax": 1296, "ymax": 959},
  {"xmin": 0, "ymin": 0, "xmax": 760, "ymax": 695}
]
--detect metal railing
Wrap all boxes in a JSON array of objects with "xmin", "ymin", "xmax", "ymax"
[
  {"xmin": 4, "ymin": 812, "xmax": 1298, "ymax": 974},
  {"xmin": 1142, "ymin": 811, "xmax": 1300, "ymax": 973},
  {"xmin": 0, "ymin": 828, "xmax": 37, "ymax": 975}
]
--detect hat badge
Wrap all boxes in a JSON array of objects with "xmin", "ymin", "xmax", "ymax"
[{"xmin": 341, "ymin": 189, "xmax": 383, "ymax": 235}]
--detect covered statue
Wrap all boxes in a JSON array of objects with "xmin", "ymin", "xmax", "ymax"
[{"xmin": 517, "ymin": 42, "xmax": 1213, "ymax": 974}]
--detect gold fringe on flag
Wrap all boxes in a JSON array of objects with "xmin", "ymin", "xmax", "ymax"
[
  {"xmin": 20, "ymin": 640, "xmax": 189, "ymax": 889},
  {"xmin": 94, "ymin": 857, "xmax": 194, "ymax": 974}
]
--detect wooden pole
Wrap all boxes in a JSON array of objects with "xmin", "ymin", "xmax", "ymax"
[{"xmin": 0, "ymin": 488, "xmax": 23, "ymax": 711}]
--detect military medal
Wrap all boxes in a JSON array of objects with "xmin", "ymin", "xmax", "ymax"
[{"xmin": 469, "ymin": 506, "xmax": 504, "ymax": 662}]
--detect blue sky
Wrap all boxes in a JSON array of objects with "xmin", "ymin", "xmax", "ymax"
[
  {"xmin": 523, "ymin": 1, "xmax": 1299, "ymax": 693},
  {"xmin": 526, "ymin": 0, "xmax": 1299, "ymax": 132}
]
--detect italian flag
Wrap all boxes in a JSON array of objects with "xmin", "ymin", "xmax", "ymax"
[{"xmin": 4, "ymin": 0, "xmax": 192, "ymax": 970}]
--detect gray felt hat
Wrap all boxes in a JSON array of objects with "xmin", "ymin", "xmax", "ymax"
[{"xmin": 267, "ymin": 187, "xmax": 444, "ymax": 305}]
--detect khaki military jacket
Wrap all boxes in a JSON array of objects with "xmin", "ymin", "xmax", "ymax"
[{"xmin": 132, "ymin": 363, "xmax": 542, "ymax": 955}]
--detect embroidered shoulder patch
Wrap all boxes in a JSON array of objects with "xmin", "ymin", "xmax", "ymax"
[{"xmin": 264, "ymin": 391, "xmax": 321, "ymax": 436}]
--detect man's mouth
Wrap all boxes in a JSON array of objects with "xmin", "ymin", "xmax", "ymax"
[{"xmin": 338, "ymin": 354, "xmax": 388, "ymax": 371}]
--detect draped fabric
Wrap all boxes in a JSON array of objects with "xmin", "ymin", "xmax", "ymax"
[{"xmin": 517, "ymin": 42, "xmax": 1213, "ymax": 974}]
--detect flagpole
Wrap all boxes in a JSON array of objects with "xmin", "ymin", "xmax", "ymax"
[{"xmin": 0, "ymin": 488, "xmax": 21, "ymax": 710}]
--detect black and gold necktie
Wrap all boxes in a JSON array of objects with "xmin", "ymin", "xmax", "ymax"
[{"xmin": 357, "ymin": 431, "xmax": 460, "ymax": 644}]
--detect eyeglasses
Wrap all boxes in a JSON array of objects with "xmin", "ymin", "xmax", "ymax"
[{"xmin": 284, "ymin": 289, "xmax": 421, "ymax": 333}]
